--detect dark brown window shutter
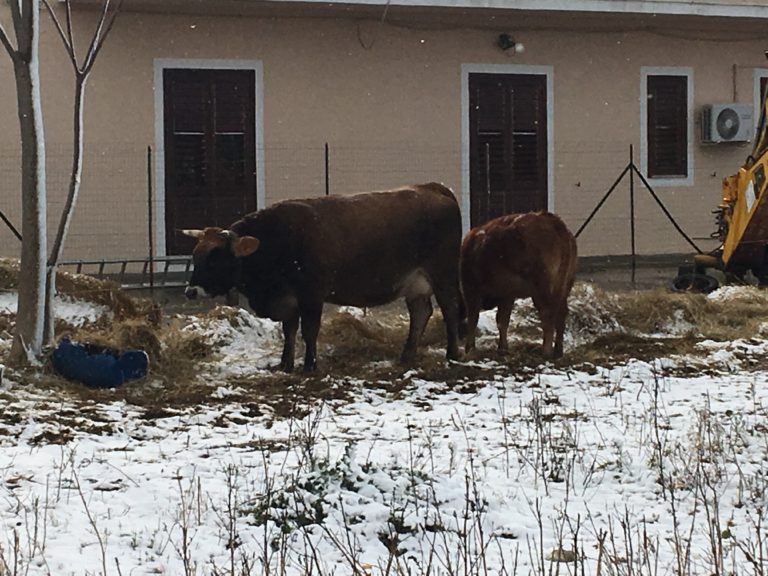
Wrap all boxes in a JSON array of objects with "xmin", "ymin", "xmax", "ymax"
[{"xmin": 647, "ymin": 75, "xmax": 688, "ymax": 178}]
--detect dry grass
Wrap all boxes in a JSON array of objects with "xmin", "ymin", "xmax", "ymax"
[
  {"xmin": 610, "ymin": 286, "xmax": 768, "ymax": 340},
  {"xmin": 4, "ymin": 253, "xmax": 768, "ymax": 416}
]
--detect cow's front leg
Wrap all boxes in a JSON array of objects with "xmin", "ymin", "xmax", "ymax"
[
  {"xmin": 279, "ymin": 315, "xmax": 299, "ymax": 372},
  {"xmin": 300, "ymin": 304, "xmax": 323, "ymax": 372}
]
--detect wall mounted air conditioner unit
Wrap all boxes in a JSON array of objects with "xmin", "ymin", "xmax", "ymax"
[{"xmin": 701, "ymin": 103, "xmax": 754, "ymax": 143}]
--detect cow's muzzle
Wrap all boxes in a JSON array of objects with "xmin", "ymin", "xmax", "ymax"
[{"xmin": 185, "ymin": 285, "xmax": 202, "ymax": 300}]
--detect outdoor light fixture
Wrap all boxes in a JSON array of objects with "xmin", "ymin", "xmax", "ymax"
[{"xmin": 497, "ymin": 33, "xmax": 525, "ymax": 53}]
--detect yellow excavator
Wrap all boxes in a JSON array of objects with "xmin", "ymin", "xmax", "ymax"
[{"xmin": 672, "ymin": 92, "xmax": 768, "ymax": 292}]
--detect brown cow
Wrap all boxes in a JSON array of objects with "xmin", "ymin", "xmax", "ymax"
[
  {"xmin": 460, "ymin": 212, "xmax": 577, "ymax": 358},
  {"xmin": 183, "ymin": 183, "xmax": 462, "ymax": 372}
]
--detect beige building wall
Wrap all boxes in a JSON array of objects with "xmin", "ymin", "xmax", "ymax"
[{"xmin": 1, "ymin": 4, "xmax": 766, "ymax": 260}]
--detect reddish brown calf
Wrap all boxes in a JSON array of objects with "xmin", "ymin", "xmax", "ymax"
[{"xmin": 460, "ymin": 212, "xmax": 578, "ymax": 358}]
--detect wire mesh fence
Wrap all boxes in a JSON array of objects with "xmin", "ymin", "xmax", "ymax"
[{"xmin": 0, "ymin": 139, "xmax": 728, "ymax": 280}]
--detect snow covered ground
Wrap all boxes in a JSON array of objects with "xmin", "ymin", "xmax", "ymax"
[{"xmin": 1, "ymin": 285, "xmax": 767, "ymax": 575}]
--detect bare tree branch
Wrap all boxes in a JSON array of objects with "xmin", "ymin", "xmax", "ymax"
[
  {"xmin": 64, "ymin": 0, "xmax": 75, "ymax": 59},
  {"xmin": 42, "ymin": 0, "xmax": 123, "ymax": 75},
  {"xmin": 9, "ymin": 0, "xmax": 22, "ymax": 25},
  {"xmin": 41, "ymin": 0, "xmax": 78, "ymax": 68},
  {"xmin": 9, "ymin": 0, "xmax": 29, "ymax": 57},
  {"xmin": 82, "ymin": 0, "xmax": 112, "ymax": 72},
  {"xmin": 85, "ymin": 0, "xmax": 122, "ymax": 73},
  {"xmin": 0, "ymin": 21, "xmax": 19, "ymax": 61}
]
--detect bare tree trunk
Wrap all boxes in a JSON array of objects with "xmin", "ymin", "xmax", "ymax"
[
  {"xmin": 44, "ymin": 75, "xmax": 85, "ymax": 343},
  {"xmin": 5, "ymin": 1, "xmax": 48, "ymax": 366}
]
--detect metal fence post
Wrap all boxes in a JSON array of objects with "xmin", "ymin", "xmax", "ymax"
[
  {"xmin": 325, "ymin": 142, "xmax": 330, "ymax": 196},
  {"xmin": 147, "ymin": 145, "xmax": 155, "ymax": 289},
  {"xmin": 629, "ymin": 145, "xmax": 636, "ymax": 285}
]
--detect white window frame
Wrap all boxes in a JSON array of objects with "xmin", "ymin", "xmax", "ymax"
[
  {"xmin": 754, "ymin": 68, "xmax": 768, "ymax": 127},
  {"xmin": 460, "ymin": 63, "xmax": 554, "ymax": 234},
  {"xmin": 153, "ymin": 58, "xmax": 265, "ymax": 258},
  {"xmin": 640, "ymin": 66, "xmax": 694, "ymax": 187}
]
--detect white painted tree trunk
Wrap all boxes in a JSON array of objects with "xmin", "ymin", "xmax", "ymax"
[
  {"xmin": 6, "ymin": 0, "xmax": 48, "ymax": 365},
  {"xmin": 41, "ymin": 0, "xmax": 122, "ymax": 345},
  {"xmin": 44, "ymin": 77, "xmax": 85, "ymax": 343}
]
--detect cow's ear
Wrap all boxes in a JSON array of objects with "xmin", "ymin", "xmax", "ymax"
[
  {"xmin": 233, "ymin": 236, "xmax": 260, "ymax": 257},
  {"xmin": 180, "ymin": 229, "xmax": 204, "ymax": 239}
]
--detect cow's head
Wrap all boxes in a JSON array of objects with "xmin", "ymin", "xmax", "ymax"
[{"xmin": 182, "ymin": 228, "xmax": 260, "ymax": 299}]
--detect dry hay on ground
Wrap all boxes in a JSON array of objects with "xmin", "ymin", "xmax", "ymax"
[
  {"xmin": 610, "ymin": 286, "xmax": 768, "ymax": 340},
  {"xmin": 5, "ymin": 260, "xmax": 768, "ymax": 413},
  {"xmin": 0, "ymin": 258, "xmax": 159, "ymax": 322},
  {"xmin": 0, "ymin": 258, "xmax": 18, "ymax": 290}
]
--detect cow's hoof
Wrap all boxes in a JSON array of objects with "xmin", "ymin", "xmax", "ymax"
[{"xmin": 276, "ymin": 362, "xmax": 294, "ymax": 373}]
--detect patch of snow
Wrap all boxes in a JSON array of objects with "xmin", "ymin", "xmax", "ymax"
[
  {"xmin": 56, "ymin": 295, "xmax": 111, "ymax": 326},
  {"xmin": 652, "ymin": 308, "xmax": 698, "ymax": 337},
  {"xmin": 337, "ymin": 305, "xmax": 367, "ymax": 318},
  {"xmin": 0, "ymin": 292, "xmax": 109, "ymax": 327},
  {"xmin": 211, "ymin": 385, "xmax": 246, "ymax": 398},
  {"xmin": 0, "ymin": 292, "xmax": 16, "ymax": 314},
  {"xmin": 184, "ymin": 307, "xmax": 282, "ymax": 377},
  {"xmin": 707, "ymin": 284, "xmax": 765, "ymax": 303}
]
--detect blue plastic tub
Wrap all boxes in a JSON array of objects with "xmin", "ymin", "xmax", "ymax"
[{"xmin": 52, "ymin": 338, "xmax": 148, "ymax": 389}]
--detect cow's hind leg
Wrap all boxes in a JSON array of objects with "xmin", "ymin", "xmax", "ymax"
[
  {"xmin": 433, "ymin": 284, "xmax": 461, "ymax": 361},
  {"xmin": 553, "ymin": 300, "xmax": 569, "ymax": 359},
  {"xmin": 300, "ymin": 304, "xmax": 323, "ymax": 372},
  {"xmin": 279, "ymin": 315, "xmax": 300, "ymax": 372},
  {"xmin": 533, "ymin": 296, "xmax": 556, "ymax": 358},
  {"xmin": 401, "ymin": 296, "xmax": 433, "ymax": 363},
  {"xmin": 496, "ymin": 300, "xmax": 514, "ymax": 353}
]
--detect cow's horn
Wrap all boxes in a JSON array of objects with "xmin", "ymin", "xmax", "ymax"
[{"xmin": 180, "ymin": 229, "xmax": 204, "ymax": 239}]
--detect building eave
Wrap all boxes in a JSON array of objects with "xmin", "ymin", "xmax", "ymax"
[
  {"xmin": 64, "ymin": 0, "xmax": 768, "ymax": 19},
  {"xmin": 256, "ymin": 0, "xmax": 768, "ymax": 19}
]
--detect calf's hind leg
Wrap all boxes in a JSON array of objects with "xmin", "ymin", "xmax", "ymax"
[
  {"xmin": 553, "ymin": 299, "xmax": 569, "ymax": 359},
  {"xmin": 496, "ymin": 300, "xmax": 514, "ymax": 353},
  {"xmin": 401, "ymin": 296, "xmax": 433, "ymax": 363},
  {"xmin": 462, "ymin": 293, "xmax": 481, "ymax": 354},
  {"xmin": 533, "ymin": 295, "xmax": 556, "ymax": 358}
]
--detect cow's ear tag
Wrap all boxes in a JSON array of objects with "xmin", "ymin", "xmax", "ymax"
[{"xmin": 233, "ymin": 236, "xmax": 260, "ymax": 257}]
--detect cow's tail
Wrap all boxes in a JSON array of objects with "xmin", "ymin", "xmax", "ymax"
[{"xmin": 557, "ymin": 231, "xmax": 579, "ymax": 303}]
